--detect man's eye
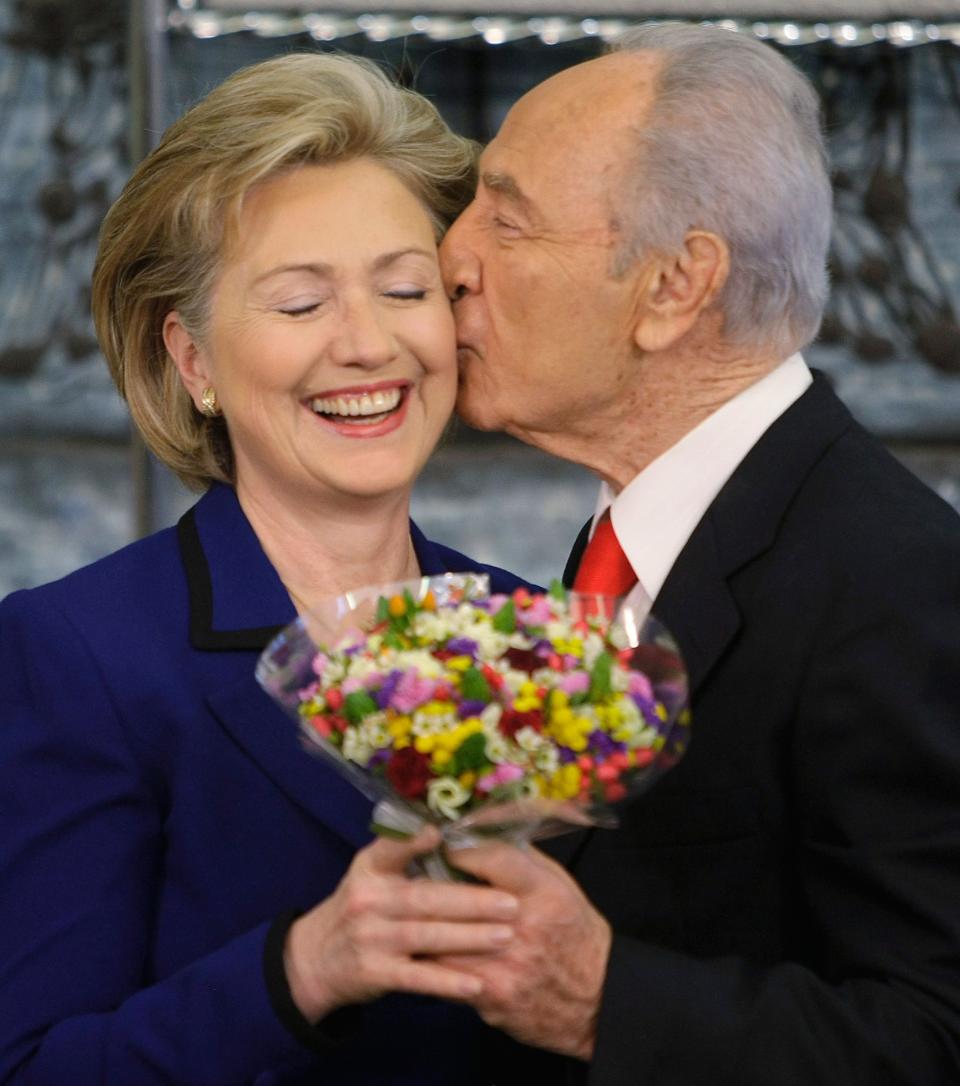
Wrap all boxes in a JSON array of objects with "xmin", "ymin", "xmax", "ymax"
[{"xmin": 493, "ymin": 216, "xmax": 521, "ymax": 234}]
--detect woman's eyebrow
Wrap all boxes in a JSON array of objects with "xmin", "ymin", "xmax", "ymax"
[
  {"xmin": 252, "ymin": 248, "xmax": 434, "ymax": 286},
  {"xmin": 371, "ymin": 247, "xmax": 436, "ymax": 271}
]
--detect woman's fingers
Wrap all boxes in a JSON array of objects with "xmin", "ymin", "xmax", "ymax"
[
  {"xmin": 285, "ymin": 833, "xmax": 520, "ymax": 1019},
  {"xmin": 362, "ymin": 825, "xmax": 443, "ymax": 874},
  {"xmin": 365, "ymin": 917, "xmax": 514, "ymax": 956},
  {"xmin": 374, "ymin": 957, "xmax": 485, "ymax": 1001}
]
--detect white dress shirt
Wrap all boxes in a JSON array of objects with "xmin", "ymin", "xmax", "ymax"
[{"xmin": 589, "ymin": 353, "xmax": 813, "ymax": 609}]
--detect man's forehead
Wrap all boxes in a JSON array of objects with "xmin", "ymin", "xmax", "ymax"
[
  {"xmin": 511, "ymin": 52, "xmax": 657, "ymax": 129},
  {"xmin": 480, "ymin": 55, "xmax": 653, "ymax": 209}
]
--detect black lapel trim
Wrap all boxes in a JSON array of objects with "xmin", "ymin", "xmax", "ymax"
[
  {"xmin": 177, "ymin": 508, "xmax": 283, "ymax": 652},
  {"xmin": 562, "ymin": 516, "xmax": 593, "ymax": 588}
]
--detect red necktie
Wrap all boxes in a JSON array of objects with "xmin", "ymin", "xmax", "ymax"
[{"xmin": 572, "ymin": 510, "xmax": 637, "ymax": 598}]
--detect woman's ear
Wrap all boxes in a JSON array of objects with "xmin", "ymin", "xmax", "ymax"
[
  {"xmin": 163, "ymin": 311, "xmax": 210, "ymax": 409},
  {"xmin": 633, "ymin": 230, "xmax": 730, "ymax": 353}
]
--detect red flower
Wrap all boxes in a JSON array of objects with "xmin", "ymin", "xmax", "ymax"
[
  {"xmin": 385, "ymin": 747, "xmax": 432, "ymax": 799},
  {"xmin": 481, "ymin": 665, "xmax": 504, "ymax": 690},
  {"xmin": 504, "ymin": 647, "xmax": 542, "ymax": 673},
  {"xmin": 499, "ymin": 708, "xmax": 544, "ymax": 739}
]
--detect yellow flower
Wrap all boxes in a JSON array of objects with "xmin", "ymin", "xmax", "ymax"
[
  {"xmin": 553, "ymin": 637, "xmax": 583, "ymax": 658},
  {"xmin": 414, "ymin": 734, "xmax": 437, "ymax": 754},
  {"xmin": 388, "ymin": 716, "xmax": 412, "ymax": 739},
  {"xmin": 459, "ymin": 770, "xmax": 477, "ymax": 790},
  {"xmin": 421, "ymin": 591, "xmax": 436, "ymax": 611},
  {"xmin": 432, "ymin": 749, "xmax": 453, "ymax": 768},
  {"xmin": 388, "ymin": 594, "xmax": 407, "ymax": 617},
  {"xmin": 446, "ymin": 656, "xmax": 474, "ymax": 672}
]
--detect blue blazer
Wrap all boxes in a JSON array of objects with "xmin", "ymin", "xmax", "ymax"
[{"xmin": 0, "ymin": 483, "xmax": 530, "ymax": 1085}]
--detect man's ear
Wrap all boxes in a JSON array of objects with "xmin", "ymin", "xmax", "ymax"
[
  {"xmin": 162, "ymin": 311, "xmax": 210, "ymax": 410},
  {"xmin": 633, "ymin": 230, "xmax": 729, "ymax": 353}
]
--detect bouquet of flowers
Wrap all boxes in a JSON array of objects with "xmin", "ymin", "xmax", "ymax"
[{"xmin": 256, "ymin": 575, "xmax": 689, "ymax": 873}]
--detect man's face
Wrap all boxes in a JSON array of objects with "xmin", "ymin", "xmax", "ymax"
[{"xmin": 440, "ymin": 54, "xmax": 659, "ymax": 447}]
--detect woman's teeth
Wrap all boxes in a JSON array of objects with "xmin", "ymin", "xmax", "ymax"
[{"xmin": 310, "ymin": 387, "xmax": 403, "ymax": 422}]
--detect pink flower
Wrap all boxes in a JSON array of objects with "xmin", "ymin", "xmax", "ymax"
[
  {"xmin": 311, "ymin": 652, "xmax": 330, "ymax": 676},
  {"xmin": 341, "ymin": 677, "xmax": 363, "ymax": 695},
  {"xmin": 519, "ymin": 598, "xmax": 552, "ymax": 626},
  {"xmin": 390, "ymin": 669, "xmax": 436, "ymax": 713},
  {"xmin": 476, "ymin": 763, "xmax": 525, "ymax": 794},
  {"xmin": 560, "ymin": 671, "xmax": 590, "ymax": 695},
  {"xmin": 628, "ymin": 673, "xmax": 654, "ymax": 701}
]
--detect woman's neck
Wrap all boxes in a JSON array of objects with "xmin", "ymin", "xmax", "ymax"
[{"xmin": 235, "ymin": 479, "xmax": 421, "ymax": 613}]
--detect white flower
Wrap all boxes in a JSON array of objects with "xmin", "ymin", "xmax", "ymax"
[
  {"xmin": 391, "ymin": 649, "xmax": 445, "ymax": 679},
  {"xmin": 544, "ymin": 620, "xmax": 572, "ymax": 643},
  {"xmin": 342, "ymin": 728, "xmax": 374, "ymax": 766},
  {"xmin": 411, "ymin": 611, "xmax": 449, "ymax": 641},
  {"xmin": 466, "ymin": 623, "xmax": 510, "ymax": 660},
  {"xmin": 482, "ymin": 729, "xmax": 512, "ymax": 764},
  {"xmin": 514, "ymin": 725, "xmax": 545, "ymax": 753},
  {"xmin": 533, "ymin": 744, "xmax": 559, "ymax": 776},
  {"xmin": 500, "ymin": 669, "xmax": 529, "ymax": 696},
  {"xmin": 359, "ymin": 714, "xmax": 391, "ymax": 751},
  {"xmin": 610, "ymin": 665, "xmax": 630, "ymax": 692},
  {"xmin": 582, "ymin": 632, "xmax": 607, "ymax": 669},
  {"xmin": 320, "ymin": 655, "xmax": 348, "ymax": 684},
  {"xmin": 427, "ymin": 777, "xmax": 472, "ymax": 820},
  {"xmin": 346, "ymin": 656, "xmax": 389, "ymax": 683},
  {"xmin": 411, "ymin": 706, "xmax": 458, "ymax": 735}
]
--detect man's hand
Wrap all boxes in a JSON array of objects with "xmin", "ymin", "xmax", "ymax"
[
  {"xmin": 439, "ymin": 842, "xmax": 612, "ymax": 1061},
  {"xmin": 284, "ymin": 826, "xmax": 520, "ymax": 1021}
]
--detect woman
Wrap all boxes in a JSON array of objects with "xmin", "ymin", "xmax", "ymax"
[{"xmin": 0, "ymin": 54, "xmax": 530, "ymax": 1085}]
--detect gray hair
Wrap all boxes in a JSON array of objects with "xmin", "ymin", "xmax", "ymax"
[{"xmin": 612, "ymin": 23, "xmax": 832, "ymax": 356}]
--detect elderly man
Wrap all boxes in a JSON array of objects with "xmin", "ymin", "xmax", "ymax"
[{"xmin": 435, "ymin": 21, "xmax": 960, "ymax": 1085}]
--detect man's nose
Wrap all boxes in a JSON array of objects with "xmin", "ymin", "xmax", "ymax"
[{"xmin": 439, "ymin": 214, "xmax": 480, "ymax": 302}]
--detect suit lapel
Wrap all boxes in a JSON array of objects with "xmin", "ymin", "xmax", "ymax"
[
  {"xmin": 655, "ymin": 374, "xmax": 853, "ymax": 694},
  {"xmin": 549, "ymin": 376, "xmax": 855, "ymax": 869},
  {"xmin": 179, "ymin": 486, "xmax": 493, "ymax": 853},
  {"xmin": 175, "ymin": 488, "xmax": 372, "ymax": 849},
  {"xmin": 208, "ymin": 672, "xmax": 376, "ymax": 850}
]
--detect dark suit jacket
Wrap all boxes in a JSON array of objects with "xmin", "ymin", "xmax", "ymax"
[
  {"xmin": 0, "ymin": 483, "xmax": 529, "ymax": 1086},
  {"xmin": 552, "ymin": 374, "xmax": 960, "ymax": 1084}
]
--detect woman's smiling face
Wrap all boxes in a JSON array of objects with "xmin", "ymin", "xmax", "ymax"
[{"xmin": 165, "ymin": 158, "xmax": 457, "ymax": 510}]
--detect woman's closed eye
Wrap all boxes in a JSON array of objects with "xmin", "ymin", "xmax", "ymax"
[
  {"xmin": 383, "ymin": 286, "xmax": 428, "ymax": 301},
  {"xmin": 275, "ymin": 296, "xmax": 327, "ymax": 316}
]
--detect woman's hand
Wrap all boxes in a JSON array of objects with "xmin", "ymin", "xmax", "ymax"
[{"xmin": 283, "ymin": 827, "xmax": 519, "ymax": 1022}]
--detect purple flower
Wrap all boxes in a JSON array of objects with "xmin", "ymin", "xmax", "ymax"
[
  {"xmin": 458, "ymin": 699, "xmax": 489, "ymax": 719},
  {"xmin": 446, "ymin": 637, "xmax": 479, "ymax": 658},
  {"xmin": 373, "ymin": 669, "xmax": 404, "ymax": 710},
  {"xmin": 557, "ymin": 745, "xmax": 578, "ymax": 765},
  {"xmin": 589, "ymin": 730, "xmax": 625, "ymax": 757}
]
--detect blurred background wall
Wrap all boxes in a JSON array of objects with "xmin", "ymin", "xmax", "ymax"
[{"xmin": 1, "ymin": 0, "xmax": 959, "ymax": 596}]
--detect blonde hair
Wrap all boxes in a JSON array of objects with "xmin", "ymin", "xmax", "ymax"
[{"xmin": 92, "ymin": 52, "xmax": 477, "ymax": 491}]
